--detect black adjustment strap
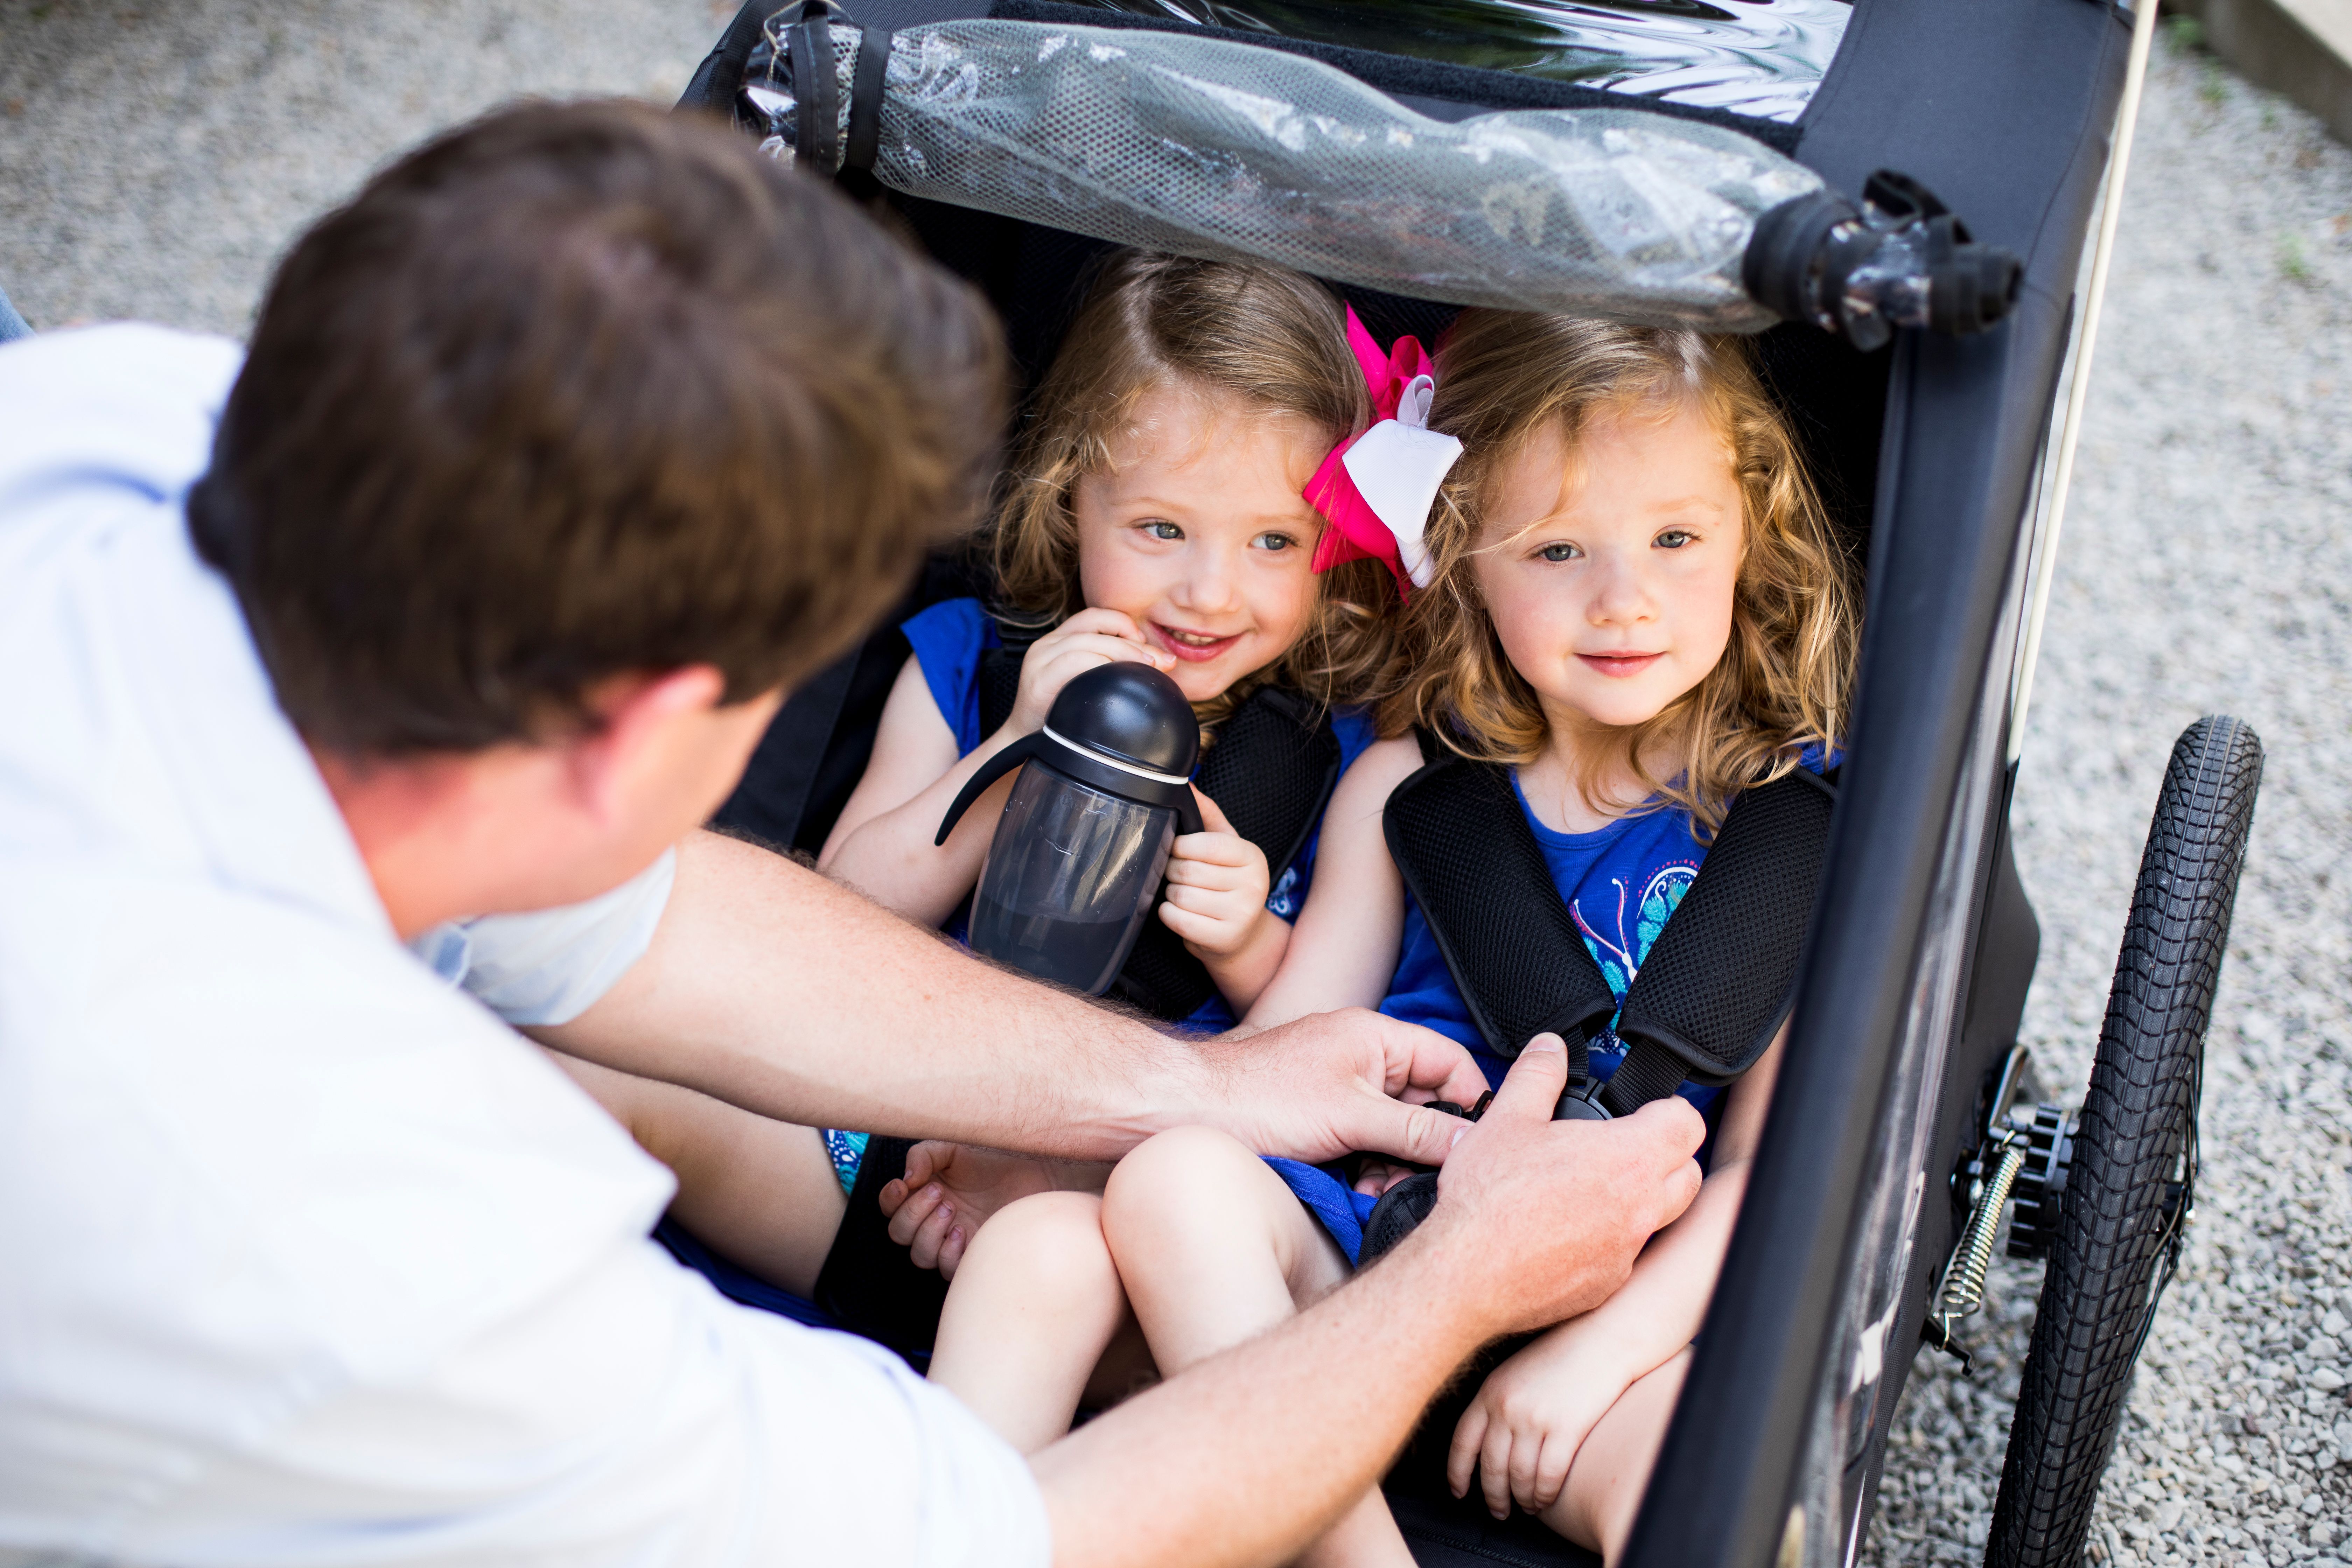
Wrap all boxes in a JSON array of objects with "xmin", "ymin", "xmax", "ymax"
[
  {"xmin": 783, "ymin": 1, "xmax": 842, "ymax": 176},
  {"xmin": 1599, "ymin": 1040, "xmax": 1691, "ymax": 1117},
  {"xmin": 844, "ymin": 23, "xmax": 893, "ymax": 176}
]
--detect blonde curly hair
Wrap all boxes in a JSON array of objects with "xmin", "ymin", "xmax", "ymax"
[
  {"xmin": 1384, "ymin": 312, "xmax": 1858, "ymax": 835},
  {"xmin": 989, "ymin": 250, "xmax": 1400, "ymax": 730}
]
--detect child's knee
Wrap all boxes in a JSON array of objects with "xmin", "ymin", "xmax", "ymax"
[
  {"xmin": 961, "ymin": 1190, "xmax": 1116, "ymax": 1301},
  {"xmin": 1101, "ymin": 1124, "xmax": 1292, "ymax": 1252}
]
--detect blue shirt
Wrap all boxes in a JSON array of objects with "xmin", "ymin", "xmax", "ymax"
[
  {"xmin": 903, "ymin": 597, "xmax": 1376, "ymax": 1029},
  {"xmin": 1380, "ymin": 771, "xmax": 1721, "ymax": 1113}
]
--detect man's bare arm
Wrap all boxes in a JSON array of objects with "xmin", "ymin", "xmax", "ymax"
[
  {"xmin": 1033, "ymin": 1036, "xmax": 1708, "ymax": 1568},
  {"xmin": 537, "ymin": 831, "xmax": 1489, "ymax": 1165}
]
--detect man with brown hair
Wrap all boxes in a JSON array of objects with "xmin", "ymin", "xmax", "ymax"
[{"xmin": 0, "ymin": 101, "xmax": 1703, "ymax": 1566}]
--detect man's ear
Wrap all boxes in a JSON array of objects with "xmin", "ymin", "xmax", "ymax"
[{"xmin": 561, "ymin": 666, "xmax": 729, "ymax": 822}]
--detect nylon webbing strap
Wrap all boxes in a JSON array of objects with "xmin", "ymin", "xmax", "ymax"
[
  {"xmin": 1383, "ymin": 746, "xmax": 1615, "ymax": 1070},
  {"xmin": 785, "ymin": 2, "xmax": 841, "ymax": 176},
  {"xmin": 844, "ymin": 23, "xmax": 893, "ymax": 175},
  {"xmin": 1601, "ymin": 766, "xmax": 1838, "ymax": 1113}
]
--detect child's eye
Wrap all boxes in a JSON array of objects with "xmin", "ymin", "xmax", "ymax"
[
  {"xmin": 1655, "ymin": 529, "xmax": 1695, "ymax": 549},
  {"xmin": 1253, "ymin": 531, "xmax": 1298, "ymax": 552},
  {"xmin": 1537, "ymin": 541, "xmax": 1583, "ymax": 562},
  {"xmin": 1139, "ymin": 520, "xmax": 1184, "ymax": 541}
]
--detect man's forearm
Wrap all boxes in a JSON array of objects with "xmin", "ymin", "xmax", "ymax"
[
  {"xmin": 1031, "ymin": 1221, "xmax": 1497, "ymax": 1568},
  {"xmin": 539, "ymin": 831, "xmax": 1199, "ymax": 1159}
]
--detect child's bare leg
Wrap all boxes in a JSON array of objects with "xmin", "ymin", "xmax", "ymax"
[
  {"xmin": 1540, "ymin": 1347, "xmax": 1692, "ymax": 1564},
  {"xmin": 1104, "ymin": 1127, "xmax": 1414, "ymax": 1568},
  {"xmin": 928, "ymin": 1191, "xmax": 1133, "ymax": 1453},
  {"xmin": 548, "ymin": 1049, "xmax": 845, "ymax": 1297}
]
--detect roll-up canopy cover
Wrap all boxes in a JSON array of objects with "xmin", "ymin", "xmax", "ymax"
[{"xmin": 744, "ymin": 15, "xmax": 1825, "ymax": 330}]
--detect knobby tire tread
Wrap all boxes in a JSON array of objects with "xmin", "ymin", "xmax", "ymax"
[{"xmin": 1986, "ymin": 716, "xmax": 2262, "ymax": 1568}]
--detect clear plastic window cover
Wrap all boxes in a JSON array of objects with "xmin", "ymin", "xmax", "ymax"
[
  {"xmin": 1063, "ymin": 0, "xmax": 1852, "ymax": 124},
  {"xmin": 751, "ymin": 20, "xmax": 1824, "ymax": 330}
]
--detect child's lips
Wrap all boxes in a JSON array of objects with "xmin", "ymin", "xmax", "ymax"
[
  {"xmin": 1152, "ymin": 623, "xmax": 1243, "ymax": 664},
  {"xmin": 1578, "ymin": 651, "xmax": 1664, "ymax": 678}
]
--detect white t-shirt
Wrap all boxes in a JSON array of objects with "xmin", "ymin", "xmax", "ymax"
[{"xmin": 0, "ymin": 326, "xmax": 1051, "ymax": 1568}]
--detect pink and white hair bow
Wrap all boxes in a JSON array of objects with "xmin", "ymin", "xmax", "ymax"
[{"xmin": 1303, "ymin": 307, "xmax": 1464, "ymax": 601}]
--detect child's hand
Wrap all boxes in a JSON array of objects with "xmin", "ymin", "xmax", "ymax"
[
  {"xmin": 1448, "ymin": 1323, "xmax": 1636, "ymax": 1519},
  {"xmin": 1353, "ymin": 1159, "xmax": 1419, "ymax": 1198},
  {"xmin": 1005, "ymin": 608, "xmax": 1175, "ymax": 736},
  {"xmin": 1158, "ymin": 791, "xmax": 1272, "ymax": 960},
  {"xmin": 878, "ymin": 1141, "xmax": 1109, "ymax": 1279}
]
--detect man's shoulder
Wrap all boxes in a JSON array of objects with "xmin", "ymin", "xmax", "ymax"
[
  {"xmin": 0, "ymin": 324, "xmax": 241, "ymax": 506},
  {"xmin": 0, "ymin": 863, "xmax": 674, "ymax": 1374}
]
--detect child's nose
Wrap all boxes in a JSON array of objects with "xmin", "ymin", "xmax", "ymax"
[
  {"xmin": 1173, "ymin": 549, "xmax": 1243, "ymax": 613},
  {"xmin": 1586, "ymin": 555, "xmax": 1655, "ymax": 624}
]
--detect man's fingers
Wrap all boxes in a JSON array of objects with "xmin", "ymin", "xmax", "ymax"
[
  {"xmin": 1483, "ymin": 1032, "xmax": 1570, "ymax": 1124},
  {"xmin": 1448, "ymin": 1405, "xmax": 1488, "ymax": 1499},
  {"xmin": 1383, "ymin": 1016, "xmax": 1491, "ymax": 1109},
  {"xmin": 877, "ymin": 1176, "xmax": 908, "ymax": 1219},
  {"xmin": 1620, "ymin": 1098, "xmax": 1708, "ymax": 1226}
]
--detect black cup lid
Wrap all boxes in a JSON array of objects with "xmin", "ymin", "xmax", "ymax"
[{"xmin": 1044, "ymin": 662, "xmax": 1200, "ymax": 781}]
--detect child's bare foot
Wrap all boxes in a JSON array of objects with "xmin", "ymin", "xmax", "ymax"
[{"xmin": 879, "ymin": 1140, "xmax": 1110, "ymax": 1277}]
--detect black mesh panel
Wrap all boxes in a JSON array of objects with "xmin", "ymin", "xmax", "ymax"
[
  {"xmin": 1383, "ymin": 750, "xmax": 1618, "ymax": 1059},
  {"xmin": 1612, "ymin": 768, "xmax": 1836, "ymax": 1096}
]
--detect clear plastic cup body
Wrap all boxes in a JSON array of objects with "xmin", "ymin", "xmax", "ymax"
[{"xmin": 966, "ymin": 762, "xmax": 1176, "ymax": 995}]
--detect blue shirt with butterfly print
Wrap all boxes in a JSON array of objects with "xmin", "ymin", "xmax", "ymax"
[{"xmin": 1377, "ymin": 772, "xmax": 1724, "ymax": 1116}]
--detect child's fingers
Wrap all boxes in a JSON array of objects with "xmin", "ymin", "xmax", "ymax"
[
  {"xmin": 884, "ymin": 1178, "xmax": 947, "ymax": 1247},
  {"xmin": 1191, "ymin": 789, "xmax": 1236, "ymax": 836},
  {"xmin": 934, "ymin": 1223, "xmax": 972, "ymax": 1281},
  {"xmin": 905, "ymin": 1190, "xmax": 959, "ymax": 1271},
  {"xmin": 1051, "ymin": 606, "xmax": 1150, "ymax": 644},
  {"xmin": 1478, "ymin": 1417, "xmax": 1518, "ymax": 1519},
  {"xmin": 1165, "ymin": 855, "xmax": 1253, "ymax": 894},
  {"xmin": 1168, "ymin": 832, "xmax": 1255, "ymax": 872},
  {"xmin": 1155, "ymin": 899, "xmax": 1228, "ymax": 948},
  {"xmin": 1531, "ymin": 1431, "xmax": 1576, "ymax": 1513},
  {"xmin": 1506, "ymin": 1422, "xmax": 1546, "ymax": 1513},
  {"xmin": 1448, "ymin": 1404, "xmax": 1490, "ymax": 1499}
]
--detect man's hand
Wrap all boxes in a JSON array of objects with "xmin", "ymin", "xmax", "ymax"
[
  {"xmin": 877, "ymin": 1141, "xmax": 1110, "ymax": 1278},
  {"xmin": 1406, "ymin": 1034, "xmax": 1705, "ymax": 1339},
  {"xmin": 1197, "ymin": 1008, "xmax": 1494, "ymax": 1168}
]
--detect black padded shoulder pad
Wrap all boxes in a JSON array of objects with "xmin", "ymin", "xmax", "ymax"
[
  {"xmin": 1382, "ymin": 746, "xmax": 1617, "ymax": 1064},
  {"xmin": 1610, "ymin": 767, "xmax": 1837, "ymax": 1100},
  {"xmin": 1111, "ymin": 686, "xmax": 1344, "ymax": 1021}
]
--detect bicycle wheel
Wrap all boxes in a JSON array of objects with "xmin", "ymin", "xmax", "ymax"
[{"xmin": 1986, "ymin": 715, "xmax": 2263, "ymax": 1568}]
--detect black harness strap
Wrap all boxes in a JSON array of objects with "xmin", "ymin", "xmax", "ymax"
[
  {"xmin": 1385, "ymin": 738, "xmax": 1838, "ymax": 1114},
  {"xmin": 974, "ymin": 635, "xmax": 1341, "ymax": 1021},
  {"xmin": 843, "ymin": 20, "xmax": 893, "ymax": 177},
  {"xmin": 1382, "ymin": 747, "xmax": 1616, "ymax": 1079},
  {"xmin": 1602, "ymin": 765, "xmax": 1837, "ymax": 1114}
]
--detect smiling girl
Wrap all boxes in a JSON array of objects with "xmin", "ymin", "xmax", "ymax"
[
  {"xmin": 926, "ymin": 313, "xmax": 1858, "ymax": 1565},
  {"xmin": 819, "ymin": 250, "xmax": 1398, "ymax": 1020}
]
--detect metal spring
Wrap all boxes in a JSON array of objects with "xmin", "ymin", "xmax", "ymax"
[{"xmin": 1934, "ymin": 1140, "xmax": 2026, "ymax": 1328}]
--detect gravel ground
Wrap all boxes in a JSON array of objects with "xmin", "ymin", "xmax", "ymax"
[
  {"xmin": 4, "ymin": 9, "xmax": 2348, "ymax": 1564},
  {"xmin": 0, "ymin": 0, "xmax": 725, "ymax": 334}
]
